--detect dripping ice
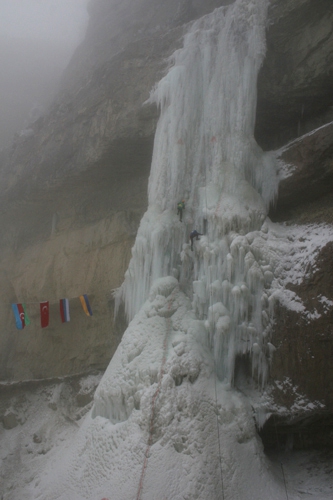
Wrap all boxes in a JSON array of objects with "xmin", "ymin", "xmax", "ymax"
[{"xmin": 116, "ymin": 0, "xmax": 278, "ymax": 385}]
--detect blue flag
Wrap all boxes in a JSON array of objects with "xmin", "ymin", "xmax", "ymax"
[
  {"xmin": 79, "ymin": 294, "xmax": 93, "ymax": 317},
  {"xmin": 12, "ymin": 303, "xmax": 25, "ymax": 329}
]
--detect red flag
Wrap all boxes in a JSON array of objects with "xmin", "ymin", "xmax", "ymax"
[
  {"xmin": 40, "ymin": 301, "xmax": 49, "ymax": 328},
  {"xmin": 17, "ymin": 303, "xmax": 25, "ymax": 328}
]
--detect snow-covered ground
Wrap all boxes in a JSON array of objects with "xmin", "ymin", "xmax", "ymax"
[
  {"xmin": 267, "ymin": 450, "xmax": 333, "ymax": 500},
  {"xmin": 0, "ymin": 373, "xmax": 102, "ymax": 499},
  {"xmin": 1, "ymin": 359, "xmax": 332, "ymax": 499}
]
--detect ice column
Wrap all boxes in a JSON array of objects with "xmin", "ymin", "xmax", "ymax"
[{"xmin": 116, "ymin": 0, "xmax": 278, "ymax": 384}]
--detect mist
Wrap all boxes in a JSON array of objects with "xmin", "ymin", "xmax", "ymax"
[{"xmin": 0, "ymin": 0, "xmax": 89, "ymax": 150}]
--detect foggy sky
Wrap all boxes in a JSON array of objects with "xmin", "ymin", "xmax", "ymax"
[
  {"xmin": 0, "ymin": 0, "xmax": 89, "ymax": 45},
  {"xmin": 0, "ymin": 0, "xmax": 90, "ymax": 149}
]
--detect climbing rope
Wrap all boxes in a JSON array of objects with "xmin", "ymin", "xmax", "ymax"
[
  {"xmin": 273, "ymin": 415, "xmax": 289, "ymax": 500},
  {"xmin": 280, "ymin": 462, "xmax": 289, "ymax": 500},
  {"xmin": 213, "ymin": 361, "xmax": 225, "ymax": 500},
  {"xmin": 203, "ymin": 143, "xmax": 226, "ymax": 500},
  {"xmin": 136, "ymin": 290, "xmax": 175, "ymax": 500}
]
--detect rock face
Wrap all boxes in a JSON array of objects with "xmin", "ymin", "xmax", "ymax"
[
  {"xmin": 273, "ymin": 122, "xmax": 333, "ymax": 218},
  {"xmin": 255, "ymin": 0, "xmax": 333, "ymax": 150},
  {"xmin": 271, "ymin": 241, "xmax": 333, "ymax": 411},
  {"xmin": 0, "ymin": 0, "xmax": 333, "ymax": 446},
  {"xmin": 260, "ymin": 234, "xmax": 333, "ymax": 449},
  {"xmin": 261, "ymin": 123, "xmax": 333, "ymax": 447},
  {"xmin": 0, "ymin": 37, "xmax": 74, "ymax": 150}
]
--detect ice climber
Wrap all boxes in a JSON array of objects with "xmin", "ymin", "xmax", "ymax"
[
  {"xmin": 177, "ymin": 200, "xmax": 185, "ymax": 222},
  {"xmin": 190, "ymin": 229, "xmax": 203, "ymax": 250}
]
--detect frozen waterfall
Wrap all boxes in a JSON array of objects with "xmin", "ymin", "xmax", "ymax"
[{"xmin": 116, "ymin": 0, "xmax": 278, "ymax": 385}]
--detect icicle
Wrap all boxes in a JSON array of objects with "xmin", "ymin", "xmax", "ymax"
[{"xmin": 116, "ymin": 0, "xmax": 277, "ymax": 384}]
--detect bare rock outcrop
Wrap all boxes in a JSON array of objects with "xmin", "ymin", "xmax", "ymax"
[
  {"xmin": 255, "ymin": 0, "xmax": 333, "ymax": 149},
  {"xmin": 260, "ymin": 240, "xmax": 333, "ymax": 450},
  {"xmin": 272, "ymin": 122, "xmax": 333, "ymax": 218},
  {"xmin": 272, "ymin": 240, "xmax": 333, "ymax": 410},
  {"xmin": 264, "ymin": 123, "xmax": 333, "ymax": 448}
]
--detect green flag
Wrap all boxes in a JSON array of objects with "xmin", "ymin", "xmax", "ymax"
[{"xmin": 22, "ymin": 304, "xmax": 31, "ymax": 326}]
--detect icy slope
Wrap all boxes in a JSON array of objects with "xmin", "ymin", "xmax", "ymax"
[{"xmin": 37, "ymin": 277, "xmax": 284, "ymax": 500}]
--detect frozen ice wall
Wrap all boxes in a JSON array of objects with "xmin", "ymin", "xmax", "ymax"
[{"xmin": 116, "ymin": 0, "xmax": 278, "ymax": 384}]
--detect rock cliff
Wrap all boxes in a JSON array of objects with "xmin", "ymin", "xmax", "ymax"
[
  {"xmin": 256, "ymin": 0, "xmax": 333, "ymax": 149},
  {"xmin": 0, "ymin": 0, "xmax": 333, "ymax": 447}
]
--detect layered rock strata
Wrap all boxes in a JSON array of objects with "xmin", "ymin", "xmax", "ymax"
[
  {"xmin": 261, "ymin": 122, "xmax": 333, "ymax": 448},
  {"xmin": 256, "ymin": 0, "xmax": 333, "ymax": 149}
]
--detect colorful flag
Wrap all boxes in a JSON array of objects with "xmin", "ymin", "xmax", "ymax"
[
  {"xmin": 59, "ymin": 298, "xmax": 70, "ymax": 323},
  {"xmin": 40, "ymin": 301, "xmax": 49, "ymax": 328},
  {"xmin": 12, "ymin": 303, "xmax": 25, "ymax": 329},
  {"xmin": 79, "ymin": 294, "xmax": 93, "ymax": 317},
  {"xmin": 22, "ymin": 303, "xmax": 31, "ymax": 326}
]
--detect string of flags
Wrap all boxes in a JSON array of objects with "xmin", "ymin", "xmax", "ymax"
[{"xmin": 11, "ymin": 294, "xmax": 93, "ymax": 330}]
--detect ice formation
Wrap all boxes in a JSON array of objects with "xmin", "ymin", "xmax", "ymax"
[
  {"xmin": 116, "ymin": 0, "xmax": 278, "ymax": 384},
  {"xmin": 38, "ymin": 277, "xmax": 286, "ymax": 500}
]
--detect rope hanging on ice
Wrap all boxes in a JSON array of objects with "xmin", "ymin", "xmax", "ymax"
[
  {"xmin": 204, "ymin": 149, "xmax": 226, "ymax": 500},
  {"xmin": 136, "ymin": 289, "xmax": 176, "ymax": 500}
]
